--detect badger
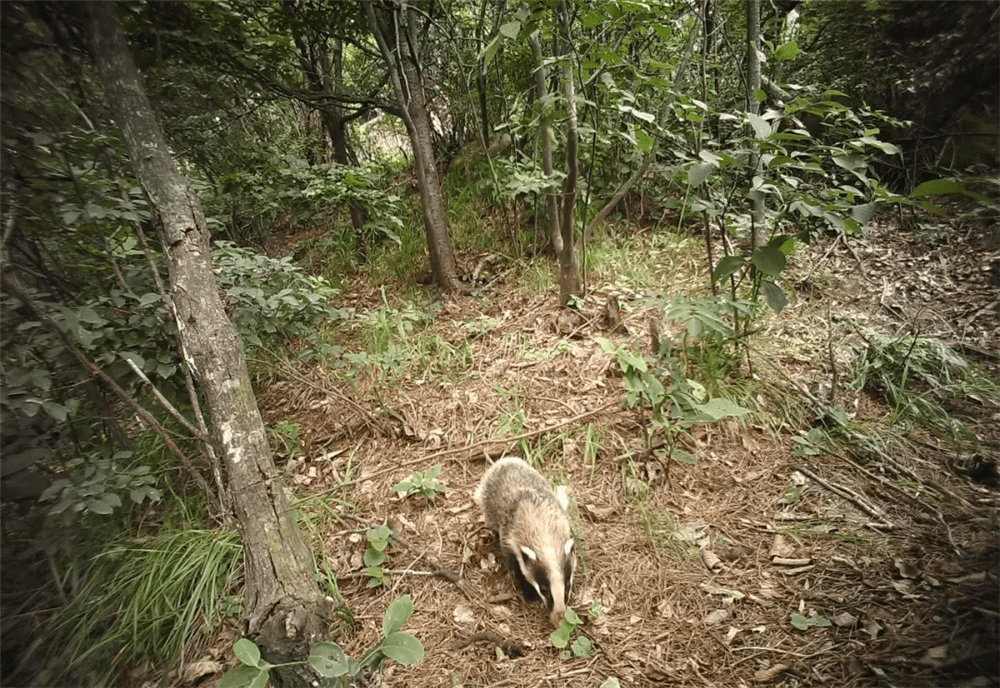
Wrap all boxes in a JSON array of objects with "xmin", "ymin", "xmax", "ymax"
[{"xmin": 473, "ymin": 456, "xmax": 577, "ymax": 627}]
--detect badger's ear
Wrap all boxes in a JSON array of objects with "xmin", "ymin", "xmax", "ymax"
[{"xmin": 520, "ymin": 545, "xmax": 537, "ymax": 561}]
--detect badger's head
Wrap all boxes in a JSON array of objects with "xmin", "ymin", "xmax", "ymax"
[{"xmin": 503, "ymin": 489, "xmax": 577, "ymax": 627}]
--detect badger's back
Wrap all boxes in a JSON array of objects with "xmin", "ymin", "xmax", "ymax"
[{"xmin": 474, "ymin": 457, "xmax": 576, "ymax": 626}]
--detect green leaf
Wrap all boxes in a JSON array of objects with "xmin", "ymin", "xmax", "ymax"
[
  {"xmin": 550, "ymin": 621, "xmax": 573, "ymax": 648},
  {"xmin": 379, "ymin": 632, "xmax": 425, "ymax": 665},
  {"xmin": 583, "ymin": 10, "xmax": 604, "ymax": 28},
  {"xmin": 571, "ymin": 635, "xmax": 593, "ymax": 658},
  {"xmin": 653, "ymin": 24, "xmax": 671, "ymax": 41},
  {"xmin": 688, "ymin": 162, "xmax": 715, "ymax": 187},
  {"xmin": 233, "ymin": 638, "xmax": 262, "ymax": 668},
  {"xmin": 383, "ymin": 594, "xmax": 414, "ymax": 637},
  {"xmin": 600, "ymin": 679, "xmax": 622, "ymax": 688},
  {"xmin": 751, "ymin": 246, "xmax": 786, "ymax": 277},
  {"xmin": 635, "ymin": 128, "xmax": 654, "ymax": 153},
  {"xmin": 219, "ymin": 665, "xmax": 261, "ymax": 688},
  {"xmin": 309, "ymin": 642, "xmax": 348, "ymax": 677},
  {"xmin": 564, "ymin": 606, "xmax": 582, "ymax": 625},
  {"xmin": 790, "ymin": 611, "xmax": 809, "ymax": 630},
  {"xmin": 696, "ymin": 398, "xmax": 751, "ymax": 420},
  {"xmin": 761, "ymin": 280, "xmax": 787, "ymax": 313},
  {"xmin": 364, "ymin": 548, "xmax": 386, "ymax": 567},
  {"xmin": 481, "ymin": 34, "xmax": 501, "ymax": 66},
  {"xmin": 249, "ymin": 669, "xmax": 270, "ymax": 688},
  {"xmin": 775, "ymin": 41, "xmax": 799, "ymax": 61},
  {"xmin": 498, "ymin": 21, "xmax": 521, "ymax": 39},
  {"xmin": 88, "ymin": 498, "xmax": 114, "ymax": 515},
  {"xmin": 747, "ymin": 112, "xmax": 771, "ymax": 139},
  {"xmin": 811, "ymin": 615, "xmax": 832, "ymax": 627},
  {"xmin": 712, "ymin": 255, "xmax": 746, "ymax": 283},
  {"xmin": 911, "ymin": 178, "xmax": 963, "ymax": 197}
]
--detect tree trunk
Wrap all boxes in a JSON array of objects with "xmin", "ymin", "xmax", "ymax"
[
  {"xmin": 475, "ymin": 0, "xmax": 491, "ymax": 148},
  {"xmin": 557, "ymin": 0, "xmax": 581, "ymax": 305},
  {"xmin": 289, "ymin": 20, "xmax": 370, "ymax": 262},
  {"xmin": 364, "ymin": 0, "xmax": 464, "ymax": 293},
  {"xmin": 745, "ymin": 0, "xmax": 765, "ymax": 239},
  {"xmin": 529, "ymin": 31, "xmax": 562, "ymax": 256},
  {"xmin": 85, "ymin": 3, "xmax": 329, "ymax": 677}
]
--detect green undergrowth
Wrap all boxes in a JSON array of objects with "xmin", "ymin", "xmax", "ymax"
[{"xmin": 22, "ymin": 528, "xmax": 242, "ymax": 687}]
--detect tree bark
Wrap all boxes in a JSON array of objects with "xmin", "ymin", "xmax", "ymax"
[
  {"xmin": 364, "ymin": 0, "xmax": 464, "ymax": 293},
  {"xmin": 529, "ymin": 31, "xmax": 562, "ymax": 256},
  {"xmin": 85, "ymin": 2, "xmax": 329, "ymax": 676},
  {"xmin": 745, "ymin": 0, "xmax": 765, "ymax": 238},
  {"xmin": 557, "ymin": 1, "xmax": 581, "ymax": 305}
]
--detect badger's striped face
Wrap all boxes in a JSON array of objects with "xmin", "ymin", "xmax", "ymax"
[{"xmin": 510, "ymin": 537, "xmax": 577, "ymax": 626}]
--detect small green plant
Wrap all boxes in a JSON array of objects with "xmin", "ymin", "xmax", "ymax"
[
  {"xmin": 393, "ymin": 465, "xmax": 450, "ymax": 500},
  {"xmin": 790, "ymin": 610, "xmax": 831, "ymax": 631},
  {"xmin": 364, "ymin": 524, "xmax": 393, "ymax": 588},
  {"xmin": 550, "ymin": 607, "xmax": 593, "ymax": 659},
  {"xmin": 595, "ymin": 333, "xmax": 750, "ymax": 473},
  {"xmin": 221, "ymin": 595, "xmax": 424, "ymax": 688},
  {"xmin": 39, "ymin": 451, "xmax": 161, "ymax": 522},
  {"xmin": 791, "ymin": 428, "xmax": 826, "ymax": 457},
  {"xmin": 267, "ymin": 420, "xmax": 304, "ymax": 461}
]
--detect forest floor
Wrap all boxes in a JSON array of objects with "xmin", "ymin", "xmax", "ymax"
[{"xmin": 226, "ymin": 213, "xmax": 997, "ymax": 688}]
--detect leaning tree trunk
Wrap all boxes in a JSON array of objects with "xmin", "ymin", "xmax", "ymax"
[
  {"xmin": 364, "ymin": 0, "xmax": 463, "ymax": 293},
  {"xmin": 85, "ymin": 3, "xmax": 329, "ymax": 678}
]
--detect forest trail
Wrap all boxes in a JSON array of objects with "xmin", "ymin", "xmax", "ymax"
[{"xmin": 247, "ymin": 216, "xmax": 999, "ymax": 688}]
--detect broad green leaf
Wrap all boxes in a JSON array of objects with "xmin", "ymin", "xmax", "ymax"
[
  {"xmin": 775, "ymin": 41, "xmax": 799, "ymax": 61},
  {"xmin": 850, "ymin": 203, "xmax": 879, "ymax": 226},
  {"xmin": 790, "ymin": 611, "xmax": 809, "ymax": 630},
  {"xmin": 383, "ymin": 595, "xmax": 414, "ymax": 637},
  {"xmin": 309, "ymin": 642, "xmax": 348, "ymax": 677},
  {"xmin": 747, "ymin": 112, "xmax": 770, "ymax": 139},
  {"xmin": 88, "ymin": 498, "xmax": 114, "ymax": 515},
  {"xmin": 594, "ymin": 336, "xmax": 617, "ymax": 355},
  {"xmin": 480, "ymin": 34, "xmax": 501, "ymax": 66},
  {"xmin": 635, "ymin": 129, "xmax": 654, "ymax": 153},
  {"xmin": 761, "ymin": 280, "xmax": 787, "ymax": 313},
  {"xmin": 550, "ymin": 621, "xmax": 573, "ymax": 648},
  {"xmin": 911, "ymin": 178, "xmax": 963, "ymax": 197},
  {"xmin": 565, "ymin": 606, "xmax": 582, "ymax": 625},
  {"xmin": 600, "ymin": 679, "xmax": 622, "ymax": 688},
  {"xmin": 233, "ymin": 638, "xmax": 262, "ymax": 668},
  {"xmin": 711, "ymin": 255, "xmax": 746, "ymax": 283},
  {"xmin": 696, "ymin": 398, "xmax": 751, "ymax": 420},
  {"xmin": 249, "ymin": 669, "xmax": 270, "ymax": 688},
  {"xmin": 364, "ymin": 548, "xmax": 386, "ymax": 567},
  {"xmin": 688, "ymin": 162, "xmax": 715, "ymax": 187},
  {"xmin": 380, "ymin": 632, "xmax": 424, "ymax": 665},
  {"xmin": 751, "ymin": 246, "xmax": 786, "ymax": 277},
  {"xmin": 571, "ymin": 635, "xmax": 593, "ymax": 658},
  {"xmin": 583, "ymin": 10, "xmax": 604, "ymax": 28},
  {"xmin": 219, "ymin": 665, "xmax": 261, "ymax": 688},
  {"xmin": 653, "ymin": 24, "xmax": 671, "ymax": 41},
  {"xmin": 811, "ymin": 615, "xmax": 832, "ymax": 627},
  {"xmin": 859, "ymin": 136, "xmax": 900, "ymax": 155},
  {"xmin": 498, "ymin": 21, "xmax": 521, "ymax": 39}
]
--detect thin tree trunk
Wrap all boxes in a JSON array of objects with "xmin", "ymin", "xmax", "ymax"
[
  {"xmin": 85, "ymin": 3, "xmax": 328, "ymax": 677},
  {"xmin": 529, "ymin": 31, "xmax": 562, "ymax": 256},
  {"xmin": 745, "ymin": 0, "xmax": 765, "ymax": 239},
  {"xmin": 364, "ymin": 0, "xmax": 464, "ymax": 293},
  {"xmin": 475, "ymin": 0, "xmax": 491, "ymax": 148},
  {"xmin": 558, "ymin": 0, "xmax": 580, "ymax": 306}
]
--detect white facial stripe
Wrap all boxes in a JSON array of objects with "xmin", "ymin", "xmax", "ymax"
[
  {"xmin": 564, "ymin": 538, "xmax": 574, "ymax": 556},
  {"xmin": 521, "ymin": 545, "xmax": 537, "ymax": 561}
]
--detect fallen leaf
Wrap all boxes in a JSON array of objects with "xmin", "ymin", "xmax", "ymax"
[
  {"xmin": 832, "ymin": 612, "xmax": 857, "ymax": 628},
  {"xmin": 704, "ymin": 608, "xmax": 730, "ymax": 625},
  {"xmin": 769, "ymin": 534, "xmax": 795, "ymax": 559},
  {"xmin": 894, "ymin": 558, "xmax": 919, "ymax": 579},
  {"xmin": 754, "ymin": 663, "xmax": 790, "ymax": 682},
  {"xmin": 453, "ymin": 605, "xmax": 475, "ymax": 626},
  {"xmin": 180, "ymin": 660, "xmax": 221, "ymax": 683},
  {"xmin": 701, "ymin": 548, "xmax": 723, "ymax": 571}
]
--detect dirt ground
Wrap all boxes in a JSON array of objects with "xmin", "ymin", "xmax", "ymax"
[{"xmin": 240, "ymin": 216, "xmax": 998, "ymax": 688}]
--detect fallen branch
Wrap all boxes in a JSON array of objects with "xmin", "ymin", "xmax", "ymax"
[{"xmin": 794, "ymin": 464, "xmax": 895, "ymax": 529}]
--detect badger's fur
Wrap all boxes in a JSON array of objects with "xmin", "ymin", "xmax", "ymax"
[{"xmin": 473, "ymin": 456, "xmax": 577, "ymax": 626}]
